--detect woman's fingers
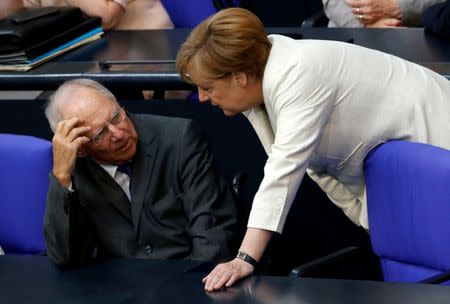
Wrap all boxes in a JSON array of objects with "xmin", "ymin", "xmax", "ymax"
[
  {"xmin": 203, "ymin": 258, "xmax": 254, "ymax": 292},
  {"xmin": 225, "ymin": 273, "xmax": 241, "ymax": 287},
  {"xmin": 213, "ymin": 271, "xmax": 233, "ymax": 290}
]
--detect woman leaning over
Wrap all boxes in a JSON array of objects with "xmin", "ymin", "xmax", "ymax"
[{"xmin": 176, "ymin": 8, "xmax": 450, "ymax": 291}]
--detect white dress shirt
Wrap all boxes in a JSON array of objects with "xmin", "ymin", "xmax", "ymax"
[{"xmin": 100, "ymin": 164, "xmax": 131, "ymax": 201}]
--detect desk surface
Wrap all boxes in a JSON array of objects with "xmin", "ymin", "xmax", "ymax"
[
  {"xmin": 1, "ymin": 255, "xmax": 449, "ymax": 304},
  {"xmin": 1, "ymin": 28, "xmax": 450, "ymax": 90}
]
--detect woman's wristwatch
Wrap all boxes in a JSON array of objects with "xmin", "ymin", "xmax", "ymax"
[{"xmin": 236, "ymin": 250, "xmax": 258, "ymax": 268}]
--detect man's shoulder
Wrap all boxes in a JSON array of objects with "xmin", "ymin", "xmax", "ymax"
[
  {"xmin": 131, "ymin": 113, "xmax": 201, "ymax": 140},
  {"xmin": 132, "ymin": 113, "xmax": 193, "ymax": 128}
]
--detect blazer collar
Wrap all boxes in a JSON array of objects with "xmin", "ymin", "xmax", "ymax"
[{"xmin": 243, "ymin": 106, "xmax": 274, "ymax": 155}]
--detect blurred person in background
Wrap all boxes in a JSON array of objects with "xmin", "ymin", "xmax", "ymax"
[
  {"xmin": 423, "ymin": 0, "xmax": 450, "ymax": 37},
  {"xmin": 323, "ymin": 0, "xmax": 443, "ymax": 27},
  {"xmin": 0, "ymin": 0, "xmax": 173, "ymax": 30}
]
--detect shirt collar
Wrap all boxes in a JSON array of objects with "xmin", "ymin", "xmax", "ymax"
[{"xmin": 100, "ymin": 163, "xmax": 118, "ymax": 178}]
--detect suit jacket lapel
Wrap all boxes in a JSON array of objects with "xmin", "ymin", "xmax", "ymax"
[
  {"xmin": 129, "ymin": 115, "xmax": 158, "ymax": 233},
  {"xmin": 84, "ymin": 159, "xmax": 133, "ymax": 222}
]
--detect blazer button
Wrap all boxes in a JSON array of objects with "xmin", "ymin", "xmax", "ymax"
[{"xmin": 144, "ymin": 245, "xmax": 153, "ymax": 254}]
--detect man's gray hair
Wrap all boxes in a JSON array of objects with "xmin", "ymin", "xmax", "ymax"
[{"xmin": 44, "ymin": 78, "xmax": 117, "ymax": 132}]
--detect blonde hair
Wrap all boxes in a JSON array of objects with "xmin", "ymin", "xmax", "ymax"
[{"xmin": 176, "ymin": 8, "xmax": 271, "ymax": 84}]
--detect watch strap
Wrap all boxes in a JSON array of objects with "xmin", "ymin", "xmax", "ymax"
[{"xmin": 236, "ymin": 250, "xmax": 258, "ymax": 267}]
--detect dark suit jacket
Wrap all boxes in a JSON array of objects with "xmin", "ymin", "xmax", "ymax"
[
  {"xmin": 423, "ymin": 0, "xmax": 450, "ymax": 37},
  {"xmin": 44, "ymin": 113, "xmax": 237, "ymax": 267}
]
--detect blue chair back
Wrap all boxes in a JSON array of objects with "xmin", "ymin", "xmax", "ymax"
[
  {"xmin": 365, "ymin": 141, "xmax": 450, "ymax": 285},
  {"xmin": 0, "ymin": 134, "xmax": 52, "ymax": 255},
  {"xmin": 162, "ymin": 0, "xmax": 242, "ymax": 28}
]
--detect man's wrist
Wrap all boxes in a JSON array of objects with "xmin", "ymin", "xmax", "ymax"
[
  {"xmin": 53, "ymin": 171, "xmax": 72, "ymax": 189},
  {"xmin": 236, "ymin": 250, "xmax": 258, "ymax": 268}
]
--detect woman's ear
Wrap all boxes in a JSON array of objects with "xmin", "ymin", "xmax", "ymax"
[{"xmin": 233, "ymin": 72, "xmax": 248, "ymax": 87}]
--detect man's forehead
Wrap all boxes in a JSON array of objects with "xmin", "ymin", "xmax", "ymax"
[{"xmin": 61, "ymin": 89, "xmax": 115, "ymax": 120}]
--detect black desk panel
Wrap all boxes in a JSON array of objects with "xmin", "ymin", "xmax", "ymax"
[
  {"xmin": 0, "ymin": 255, "xmax": 198, "ymax": 304},
  {"xmin": 127, "ymin": 272, "xmax": 450, "ymax": 304},
  {"xmin": 2, "ymin": 28, "xmax": 450, "ymax": 90},
  {"xmin": 0, "ymin": 30, "xmax": 192, "ymax": 91},
  {"xmin": 1, "ymin": 256, "xmax": 449, "ymax": 304}
]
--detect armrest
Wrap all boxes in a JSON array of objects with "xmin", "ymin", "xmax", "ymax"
[
  {"xmin": 420, "ymin": 270, "xmax": 450, "ymax": 284},
  {"xmin": 289, "ymin": 246, "xmax": 360, "ymax": 278},
  {"xmin": 232, "ymin": 171, "xmax": 247, "ymax": 201},
  {"xmin": 301, "ymin": 10, "xmax": 329, "ymax": 28}
]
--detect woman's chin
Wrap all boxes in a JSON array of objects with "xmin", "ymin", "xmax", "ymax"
[{"xmin": 222, "ymin": 109, "xmax": 238, "ymax": 116}]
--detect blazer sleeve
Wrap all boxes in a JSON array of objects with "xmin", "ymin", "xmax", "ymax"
[
  {"xmin": 423, "ymin": 0, "xmax": 450, "ymax": 36},
  {"xmin": 44, "ymin": 174, "xmax": 97, "ymax": 267},
  {"xmin": 398, "ymin": 0, "xmax": 444, "ymax": 26},
  {"xmin": 177, "ymin": 121, "xmax": 237, "ymax": 262}
]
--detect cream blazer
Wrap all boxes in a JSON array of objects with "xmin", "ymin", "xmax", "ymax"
[
  {"xmin": 244, "ymin": 35, "xmax": 450, "ymax": 233},
  {"xmin": 24, "ymin": 0, "xmax": 173, "ymax": 29}
]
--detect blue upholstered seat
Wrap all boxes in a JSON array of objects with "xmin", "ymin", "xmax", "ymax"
[
  {"xmin": 365, "ymin": 141, "xmax": 450, "ymax": 285},
  {"xmin": 0, "ymin": 134, "xmax": 52, "ymax": 255},
  {"xmin": 162, "ymin": 0, "xmax": 242, "ymax": 28}
]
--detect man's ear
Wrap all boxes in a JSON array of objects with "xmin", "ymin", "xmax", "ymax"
[
  {"xmin": 77, "ymin": 146, "xmax": 88, "ymax": 158},
  {"xmin": 233, "ymin": 72, "xmax": 248, "ymax": 87}
]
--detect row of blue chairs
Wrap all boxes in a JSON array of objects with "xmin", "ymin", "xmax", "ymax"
[
  {"xmin": 161, "ymin": 0, "xmax": 243, "ymax": 28},
  {"xmin": 0, "ymin": 132, "xmax": 449, "ymax": 284}
]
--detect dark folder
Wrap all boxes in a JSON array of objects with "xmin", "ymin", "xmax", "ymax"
[
  {"xmin": 0, "ymin": 16, "xmax": 102, "ymax": 62},
  {"xmin": 0, "ymin": 7, "xmax": 103, "ymax": 69}
]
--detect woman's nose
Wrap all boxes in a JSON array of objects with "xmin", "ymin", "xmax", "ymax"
[{"xmin": 198, "ymin": 87, "xmax": 210, "ymax": 103}]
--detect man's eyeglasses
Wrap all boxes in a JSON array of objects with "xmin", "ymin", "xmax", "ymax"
[{"xmin": 90, "ymin": 107, "xmax": 126, "ymax": 144}]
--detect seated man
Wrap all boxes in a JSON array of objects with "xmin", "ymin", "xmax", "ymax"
[{"xmin": 43, "ymin": 78, "xmax": 237, "ymax": 267}]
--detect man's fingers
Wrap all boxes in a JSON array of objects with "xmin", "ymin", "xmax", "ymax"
[
  {"xmin": 352, "ymin": 6, "xmax": 368, "ymax": 14},
  {"xmin": 67, "ymin": 125, "xmax": 91, "ymax": 142},
  {"xmin": 346, "ymin": 0, "xmax": 367, "ymax": 8},
  {"xmin": 73, "ymin": 136, "xmax": 90, "ymax": 149},
  {"xmin": 58, "ymin": 117, "xmax": 82, "ymax": 137},
  {"xmin": 385, "ymin": 18, "xmax": 401, "ymax": 26}
]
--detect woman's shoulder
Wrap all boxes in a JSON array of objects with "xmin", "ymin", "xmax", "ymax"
[{"xmin": 265, "ymin": 36, "xmax": 345, "ymax": 85}]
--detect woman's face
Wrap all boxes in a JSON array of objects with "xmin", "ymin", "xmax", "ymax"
[{"xmin": 188, "ymin": 65, "xmax": 263, "ymax": 116}]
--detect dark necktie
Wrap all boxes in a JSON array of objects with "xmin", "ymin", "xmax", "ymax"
[{"xmin": 117, "ymin": 163, "xmax": 132, "ymax": 178}]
